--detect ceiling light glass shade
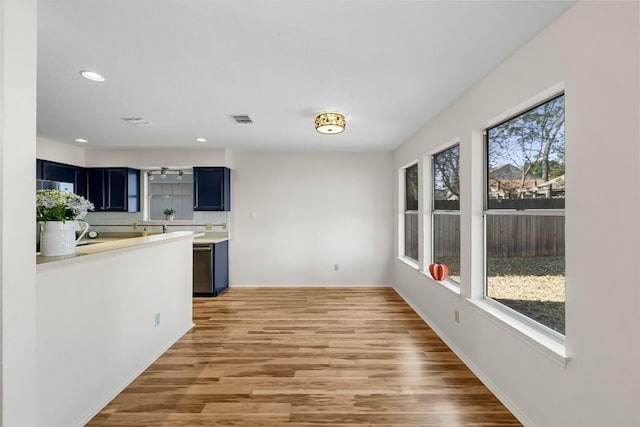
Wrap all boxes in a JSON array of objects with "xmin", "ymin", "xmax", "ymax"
[
  {"xmin": 315, "ymin": 112, "xmax": 345, "ymax": 134},
  {"xmin": 79, "ymin": 70, "xmax": 105, "ymax": 82}
]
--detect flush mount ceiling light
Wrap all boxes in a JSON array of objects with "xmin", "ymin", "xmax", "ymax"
[
  {"xmin": 74, "ymin": 138, "xmax": 88, "ymax": 143},
  {"xmin": 79, "ymin": 70, "xmax": 105, "ymax": 82},
  {"xmin": 195, "ymin": 137, "xmax": 207, "ymax": 142},
  {"xmin": 314, "ymin": 112, "xmax": 346, "ymax": 134}
]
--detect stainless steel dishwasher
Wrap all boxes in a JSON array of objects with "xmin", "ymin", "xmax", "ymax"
[{"xmin": 193, "ymin": 241, "xmax": 229, "ymax": 296}]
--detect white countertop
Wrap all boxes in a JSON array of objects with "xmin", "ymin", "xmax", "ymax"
[
  {"xmin": 37, "ymin": 231, "xmax": 204, "ymax": 265},
  {"xmin": 193, "ymin": 235, "xmax": 229, "ymax": 244}
]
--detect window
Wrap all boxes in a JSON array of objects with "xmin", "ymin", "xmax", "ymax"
[
  {"xmin": 432, "ymin": 144, "xmax": 460, "ymax": 283},
  {"xmin": 147, "ymin": 170, "xmax": 194, "ymax": 220},
  {"xmin": 485, "ymin": 94, "xmax": 565, "ymax": 336},
  {"xmin": 403, "ymin": 163, "xmax": 419, "ymax": 262}
]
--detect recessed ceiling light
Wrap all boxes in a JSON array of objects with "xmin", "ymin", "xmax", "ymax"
[
  {"xmin": 79, "ymin": 70, "xmax": 105, "ymax": 82},
  {"xmin": 195, "ymin": 137, "xmax": 207, "ymax": 142},
  {"xmin": 74, "ymin": 138, "xmax": 88, "ymax": 143}
]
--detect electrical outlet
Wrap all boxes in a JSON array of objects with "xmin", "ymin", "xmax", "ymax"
[
  {"xmin": 154, "ymin": 312, "xmax": 160, "ymax": 327},
  {"xmin": 454, "ymin": 309, "xmax": 460, "ymax": 324},
  {"xmin": 205, "ymin": 224, "xmax": 213, "ymax": 231},
  {"xmin": 333, "ymin": 264, "xmax": 339, "ymax": 272}
]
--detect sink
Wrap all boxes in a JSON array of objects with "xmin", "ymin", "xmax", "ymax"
[{"xmin": 76, "ymin": 241, "xmax": 99, "ymax": 247}]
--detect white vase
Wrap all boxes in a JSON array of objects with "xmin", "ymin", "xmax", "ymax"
[
  {"xmin": 166, "ymin": 215, "xmax": 174, "ymax": 221},
  {"xmin": 40, "ymin": 221, "xmax": 80, "ymax": 256}
]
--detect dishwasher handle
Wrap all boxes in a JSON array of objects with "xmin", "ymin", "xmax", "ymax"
[{"xmin": 193, "ymin": 246, "xmax": 212, "ymax": 252}]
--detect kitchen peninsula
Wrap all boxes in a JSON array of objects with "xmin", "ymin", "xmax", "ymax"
[{"xmin": 36, "ymin": 231, "xmax": 197, "ymax": 426}]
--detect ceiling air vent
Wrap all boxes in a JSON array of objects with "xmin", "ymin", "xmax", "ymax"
[
  {"xmin": 121, "ymin": 117, "xmax": 158, "ymax": 127},
  {"xmin": 228, "ymin": 114, "xmax": 254, "ymax": 124}
]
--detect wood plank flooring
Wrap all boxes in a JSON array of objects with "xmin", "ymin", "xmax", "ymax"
[{"xmin": 88, "ymin": 288, "xmax": 521, "ymax": 426}]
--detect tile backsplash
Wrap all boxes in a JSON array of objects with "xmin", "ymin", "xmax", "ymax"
[{"xmin": 85, "ymin": 211, "xmax": 229, "ymax": 235}]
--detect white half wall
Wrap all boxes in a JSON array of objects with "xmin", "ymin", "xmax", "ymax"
[
  {"xmin": 392, "ymin": 2, "xmax": 639, "ymax": 426},
  {"xmin": 36, "ymin": 237, "xmax": 194, "ymax": 427},
  {"xmin": 230, "ymin": 152, "xmax": 393, "ymax": 286}
]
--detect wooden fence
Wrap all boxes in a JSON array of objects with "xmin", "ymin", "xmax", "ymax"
[{"xmin": 434, "ymin": 214, "xmax": 564, "ymax": 258}]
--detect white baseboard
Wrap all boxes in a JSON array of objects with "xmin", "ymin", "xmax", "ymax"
[
  {"xmin": 231, "ymin": 283, "xmax": 391, "ymax": 288},
  {"xmin": 392, "ymin": 286, "xmax": 535, "ymax": 427},
  {"xmin": 74, "ymin": 322, "xmax": 195, "ymax": 427}
]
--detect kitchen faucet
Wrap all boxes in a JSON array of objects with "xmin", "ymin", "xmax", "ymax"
[{"xmin": 162, "ymin": 224, "xmax": 168, "ymax": 234}]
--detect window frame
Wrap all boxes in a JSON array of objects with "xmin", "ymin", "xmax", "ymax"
[
  {"xmin": 483, "ymin": 92, "xmax": 566, "ymax": 341},
  {"xmin": 431, "ymin": 143, "xmax": 461, "ymax": 288},
  {"xmin": 399, "ymin": 161, "xmax": 420, "ymax": 266}
]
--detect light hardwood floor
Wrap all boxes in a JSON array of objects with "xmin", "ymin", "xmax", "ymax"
[{"xmin": 88, "ymin": 288, "xmax": 521, "ymax": 426}]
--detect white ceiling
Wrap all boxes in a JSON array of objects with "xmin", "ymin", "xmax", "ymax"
[{"xmin": 37, "ymin": 0, "xmax": 574, "ymax": 152}]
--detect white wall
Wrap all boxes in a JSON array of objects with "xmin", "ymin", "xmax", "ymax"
[
  {"xmin": 36, "ymin": 237, "xmax": 194, "ymax": 427},
  {"xmin": 230, "ymin": 152, "xmax": 393, "ymax": 286},
  {"xmin": 392, "ymin": 2, "xmax": 639, "ymax": 426},
  {"xmin": 37, "ymin": 136, "xmax": 85, "ymax": 166},
  {"xmin": 0, "ymin": 0, "xmax": 38, "ymax": 424},
  {"xmin": 84, "ymin": 147, "xmax": 233, "ymax": 169}
]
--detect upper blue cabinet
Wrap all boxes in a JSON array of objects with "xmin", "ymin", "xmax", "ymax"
[
  {"xmin": 39, "ymin": 159, "xmax": 87, "ymax": 197},
  {"xmin": 86, "ymin": 168, "xmax": 140, "ymax": 212},
  {"xmin": 193, "ymin": 167, "xmax": 231, "ymax": 211}
]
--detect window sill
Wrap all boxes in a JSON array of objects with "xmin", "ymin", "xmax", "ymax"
[
  {"xmin": 467, "ymin": 298, "xmax": 569, "ymax": 367},
  {"xmin": 396, "ymin": 256, "xmax": 419, "ymax": 270},
  {"xmin": 419, "ymin": 271, "xmax": 461, "ymax": 296}
]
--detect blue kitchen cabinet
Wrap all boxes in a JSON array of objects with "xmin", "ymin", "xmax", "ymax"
[
  {"xmin": 87, "ymin": 168, "xmax": 139, "ymax": 212},
  {"xmin": 36, "ymin": 159, "xmax": 43, "ymax": 179},
  {"xmin": 39, "ymin": 159, "xmax": 86, "ymax": 197},
  {"xmin": 213, "ymin": 240, "xmax": 229, "ymax": 295},
  {"xmin": 193, "ymin": 167, "xmax": 231, "ymax": 211},
  {"xmin": 193, "ymin": 239, "xmax": 229, "ymax": 297}
]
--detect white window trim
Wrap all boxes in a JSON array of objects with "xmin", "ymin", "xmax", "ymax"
[
  {"xmin": 479, "ymin": 87, "xmax": 567, "ymax": 349},
  {"xmin": 427, "ymin": 140, "xmax": 461, "ymax": 290},
  {"xmin": 460, "ymin": 82, "xmax": 571, "ymax": 367},
  {"xmin": 419, "ymin": 270, "xmax": 461, "ymax": 296}
]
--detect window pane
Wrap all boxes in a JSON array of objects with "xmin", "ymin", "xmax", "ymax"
[
  {"xmin": 433, "ymin": 214, "xmax": 460, "ymax": 283},
  {"xmin": 486, "ymin": 214, "xmax": 565, "ymax": 334},
  {"xmin": 405, "ymin": 163, "xmax": 418, "ymax": 211},
  {"xmin": 404, "ymin": 213, "xmax": 419, "ymax": 262},
  {"xmin": 433, "ymin": 144, "xmax": 460, "ymax": 211},
  {"xmin": 487, "ymin": 95, "xmax": 565, "ymax": 210}
]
